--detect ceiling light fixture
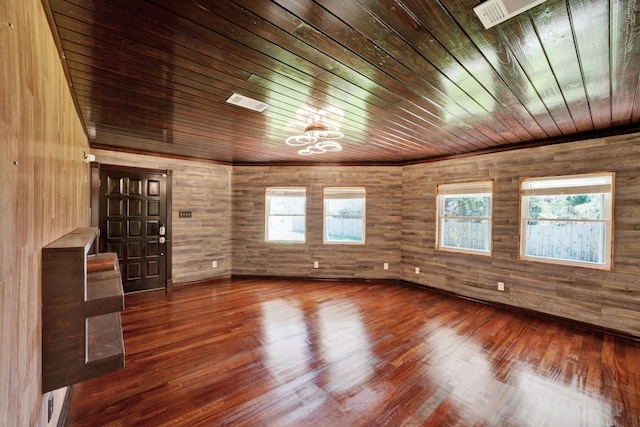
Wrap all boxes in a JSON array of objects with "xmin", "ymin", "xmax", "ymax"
[
  {"xmin": 285, "ymin": 107, "xmax": 345, "ymax": 156},
  {"xmin": 285, "ymin": 122, "xmax": 343, "ymax": 155}
]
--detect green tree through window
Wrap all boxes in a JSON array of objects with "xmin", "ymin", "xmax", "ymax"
[{"xmin": 520, "ymin": 173, "xmax": 613, "ymax": 269}]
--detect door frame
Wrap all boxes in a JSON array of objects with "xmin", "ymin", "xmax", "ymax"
[{"xmin": 90, "ymin": 162, "xmax": 173, "ymax": 292}]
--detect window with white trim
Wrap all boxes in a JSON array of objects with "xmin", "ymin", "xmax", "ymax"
[
  {"xmin": 436, "ymin": 181, "xmax": 493, "ymax": 255},
  {"xmin": 520, "ymin": 172, "xmax": 614, "ymax": 269},
  {"xmin": 265, "ymin": 187, "xmax": 306, "ymax": 242},
  {"xmin": 323, "ymin": 187, "xmax": 366, "ymax": 244}
]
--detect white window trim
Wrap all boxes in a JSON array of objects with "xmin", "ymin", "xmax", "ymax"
[
  {"xmin": 519, "ymin": 172, "xmax": 614, "ymax": 270},
  {"xmin": 265, "ymin": 187, "xmax": 306, "ymax": 243},
  {"xmin": 323, "ymin": 187, "xmax": 366, "ymax": 245},
  {"xmin": 436, "ymin": 181, "xmax": 493, "ymax": 256}
]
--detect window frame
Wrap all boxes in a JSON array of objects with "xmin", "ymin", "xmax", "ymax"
[
  {"xmin": 519, "ymin": 172, "xmax": 614, "ymax": 270},
  {"xmin": 264, "ymin": 187, "xmax": 307, "ymax": 243},
  {"xmin": 323, "ymin": 187, "xmax": 366, "ymax": 245},
  {"xmin": 435, "ymin": 180, "xmax": 494, "ymax": 256}
]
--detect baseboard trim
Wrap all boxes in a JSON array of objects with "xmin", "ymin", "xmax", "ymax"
[
  {"xmin": 173, "ymin": 275, "xmax": 232, "ymax": 288},
  {"xmin": 401, "ymin": 280, "xmax": 640, "ymax": 342},
  {"xmin": 231, "ymin": 274, "xmax": 401, "ymax": 285},
  {"xmin": 166, "ymin": 274, "xmax": 639, "ymax": 342}
]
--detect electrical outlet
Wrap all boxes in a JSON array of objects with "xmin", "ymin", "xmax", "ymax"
[
  {"xmin": 415, "ymin": 267, "xmax": 420, "ymax": 274},
  {"xmin": 48, "ymin": 393, "xmax": 53, "ymax": 423},
  {"xmin": 313, "ymin": 261, "xmax": 319, "ymax": 268},
  {"xmin": 383, "ymin": 262, "xmax": 389, "ymax": 270},
  {"xmin": 498, "ymin": 281, "xmax": 505, "ymax": 291},
  {"xmin": 212, "ymin": 261, "xmax": 217, "ymax": 268}
]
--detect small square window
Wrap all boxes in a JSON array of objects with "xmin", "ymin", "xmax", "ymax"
[{"xmin": 436, "ymin": 181, "xmax": 493, "ymax": 255}]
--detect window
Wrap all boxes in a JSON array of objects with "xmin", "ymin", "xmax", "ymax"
[
  {"xmin": 520, "ymin": 172, "xmax": 614, "ymax": 269},
  {"xmin": 265, "ymin": 187, "xmax": 306, "ymax": 242},
  {"xmin": 436, "ymin": 181, "xmax": 493, "ymax": 255},
  {"xmin": 323, "ymin": 187, "xmax": 366, "ymax": 244}
]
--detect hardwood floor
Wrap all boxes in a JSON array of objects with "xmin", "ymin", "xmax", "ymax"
[{"xmin": 67, "ymin": 278, "xmax": 640, "ymax": 426}]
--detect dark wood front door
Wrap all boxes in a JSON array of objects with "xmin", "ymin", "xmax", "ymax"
[{"xmin": 99, "ymin": 167, "xmax": 169, "ymax": 292}]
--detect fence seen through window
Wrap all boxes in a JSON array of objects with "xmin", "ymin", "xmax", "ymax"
[
  {"xmin": 437, "ymin": 181, "xmax": 493, "ymax": 255},
  {"xmin": 265, "ymin": 187, "xmax": 306, "ymax": 242},
  {"xmin": 520, "ymin": 173, "xmax": 614, "ymax": 269},
  {"xmin": 324, "ymin": 187, "xmax": 366, "ymax": 244}
]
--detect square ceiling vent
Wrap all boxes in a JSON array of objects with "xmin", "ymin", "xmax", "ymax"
[
  {"xmin": 474, "ymin": 0, "xmax": 549, "ymax": 29},
  {"xmin": 226, "ymin": 93, "xmax": 269, "ymax": 112}
]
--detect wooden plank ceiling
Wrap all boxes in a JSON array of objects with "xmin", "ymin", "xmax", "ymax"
[{"xmin": 43, "ymin": 0, "xmax": 640, "ymax": 164}]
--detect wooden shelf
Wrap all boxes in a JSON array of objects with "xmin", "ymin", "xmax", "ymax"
[
  {"xmin": 86, "ymin": 313, "xmax": 124, "ymax": 363},
  {"xmin": 86, "ymin": 255, "xmax": 124, "ymax": 317},
  {"xmin": 42, "ymin": 227, "xmax": 125, "ymax": 393}
]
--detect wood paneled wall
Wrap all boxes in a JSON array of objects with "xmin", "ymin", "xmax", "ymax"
[
  {"xmin": 1, "ymin": 0, "xmax": 89, "ymax": 425},
  {"xmin": 402, "ymin": 133, "xmax": 640, "ymax": 336},
  {"xmin": 92, "ymin": 150, "xmax": 232, "ymax": 283},
  {"xmin": 4, "ymin": 3, "xmax": 638, "ymax": 426},
  {"xmin": 232, "ymin": 166, "xmax": 402, "ymax": 279}
]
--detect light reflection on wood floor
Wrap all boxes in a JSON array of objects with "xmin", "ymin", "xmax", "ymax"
[{"xmin": 67, "ymin": 278, "xmax": 640, "ymax": 426}]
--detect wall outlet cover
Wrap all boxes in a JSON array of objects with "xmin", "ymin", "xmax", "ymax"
[{"xmin": 48, "ymin": 393, "xmax": 53, "ymax": 422}]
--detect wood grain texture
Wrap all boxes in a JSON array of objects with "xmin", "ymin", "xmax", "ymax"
[
  {"xmin": 42, "ymin": 228, "xmax": 124, "ymax": 393},
  {"xmin": 41, "ymin": 0, "xmax": 640, "ymax": 164},
  {"xmin": 232, "ymin": 165, "xmax": 402, "ymax": 279},
  {"xmin": 91, "ymin": 149, "xmax": 232, "ymax": 283},
  {"xmin": 1, "ymin": 0, "xmax": 89, "ymax": 424},
  {"xmin": 403, "ymin": 132, "xmax": 640, "ymax": 337},
  {"xmin": 66, "ymin": 278, "xmax": 640, "ymax": 426},
  {"xmin": 4, "ymin": 2, "xmax": 640, "ymax": 426}
]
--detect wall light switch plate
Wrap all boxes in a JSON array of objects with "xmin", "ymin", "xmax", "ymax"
[
  {"xmin": 313, "ymin": 261, "xmax": 319, "ymax": 268},
  {"xmin": 212, "ymin": 261, "xmax": 217, "ymax": 268},
  {"xmin": 383, "ymin": 263, "xmax": 389, "ymax": 270},
  {"xmin": 415, "ymin": 267, "xmax": 420, "ymax": 274}
]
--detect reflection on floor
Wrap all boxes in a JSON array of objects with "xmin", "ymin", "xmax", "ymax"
[{"xmin": 67, "ymin": 278, "xmax": 640, "ymax": 426}]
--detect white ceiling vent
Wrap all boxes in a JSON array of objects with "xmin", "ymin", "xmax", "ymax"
[
  {"xmin": 473, "ymin": 0, "xmax": 549, "ymax": 29},
  {"xmin": 226, "ymin": 93, "xmax": 269, "ymax": 113}
]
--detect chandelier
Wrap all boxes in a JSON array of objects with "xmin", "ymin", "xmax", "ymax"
[
  {"xmin": 285, "ymin": 123, "xmax": 343, "ymax": 155},
  {"xmin": 285, "ymin": 107, "xmax": 345, "ymax": 155}
]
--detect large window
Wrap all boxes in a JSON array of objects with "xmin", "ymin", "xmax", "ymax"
[
  {"xmin": 323, "ymin": 187, "xmax": 366, "ymax": 244},
  {"xmin": 520, "ymin": 172, "xmax": 614, "ymax": 269},
  {"xmin": 265, "ymin": 187, "xmax": 306, "ymax": 242},
  {"xmin": 436, "ymin": 181, "xmax": 493, "ymax": 255}
]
